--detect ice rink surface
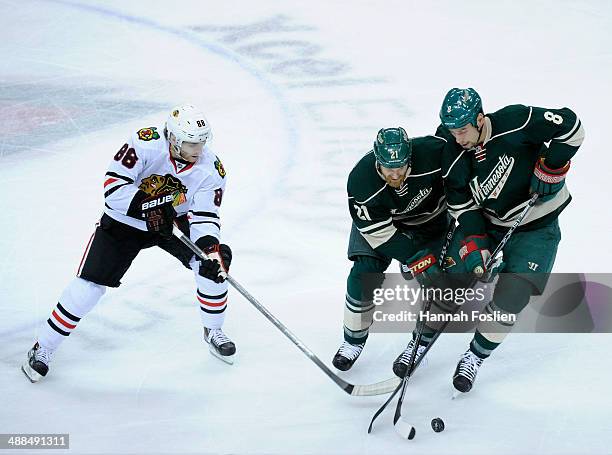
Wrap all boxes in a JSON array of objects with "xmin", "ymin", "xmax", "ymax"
[{"xmin": 1, "ymin": 1, "xmax": 611, "ymax": 454}]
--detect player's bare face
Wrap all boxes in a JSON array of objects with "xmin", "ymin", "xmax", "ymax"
[
  {"xmin": 175, "ymin": 141, "xmax": 205, "ymax": 163},
  {"xmin": 380, "ymin": 164, "xmax": 409, "ymax": 189},
  {"xmin": 449, "ymin": 124, "xmax": 480, "ymax": 149}
]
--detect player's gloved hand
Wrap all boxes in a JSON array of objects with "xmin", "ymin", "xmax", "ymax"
[
  {"xmin": 480, "ymin": 254, "xmax": 505, "ymax": 283},
  {"xmin": 128, "ymin": 190, "xmax": 177, "ymax": 238},
  {"xmin": 399, "ymin": 263, "xmax": 414, "ymax": 281},
  {"xmin": 406, "ymin": 250, "xmax": 441, "ymax": 288},
  {"xmin": 144, "ymin": 203, "xmax": 176, "ymax": 238},
  {"xmin": 459, "ymin": 234, "xmax": 492, "ymax": 280},
  {"xmin": 530, "ymin": 158, "xmax": 570, "ymax": 202},
  {"xmin": 196, "ymin": 236, "xmax": 232, "ymax": 283}
]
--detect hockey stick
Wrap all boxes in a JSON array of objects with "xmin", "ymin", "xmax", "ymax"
[
  {"xmin": 173, "ymin": 226, "xmax": 400, "ymax": 396},
  {"xmin": 397, "ymin": 193, "xmax": 540, "ymax": 372},
  {"xmin": 368, "ymin": 222, "xmax": 457, "ymax": 433},
  {"xmin": 392, "ymin": 193, "xmax": 539, "ymax": 425},
  {"xmin": 368, "ymin": 193, "xmax": 539, "ymax": 432},
  {"xmin": 391, "ymin": 294, "xmax": 434, "ymax": 438}
]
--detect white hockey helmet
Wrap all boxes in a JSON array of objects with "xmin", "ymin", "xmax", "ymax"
[{"xmin": 165, "ymin": 104, "xmax": 212, "ymax": 149}]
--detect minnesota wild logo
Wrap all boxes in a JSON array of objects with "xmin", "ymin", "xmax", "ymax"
[
  {"xmin": 469, "ymin": 154, "xmax": 514, "ymax": 203},
  {"xmin": 137, "ymin": 127, "xmax": 160, "ymax": 141},
  {"xmin": 444, "ymin": 256, "xmax": 457, "ymax": 269},
  {"xmin": 214, "ymin": 157, "xmax": 226, "ymax": 178}
]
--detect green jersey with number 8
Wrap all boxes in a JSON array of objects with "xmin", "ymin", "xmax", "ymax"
[{"xmin": 439, "ymin": 104, "xmax": 584, "ymax": 230}]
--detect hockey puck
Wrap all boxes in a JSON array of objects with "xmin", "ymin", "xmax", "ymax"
[
  {"xmin": 431, "ymin": 417, "xmax": 445, "ymax": 432},
  {"xmin": 394, "ymin": 417, "xmax": 416, "ymax": 440}
]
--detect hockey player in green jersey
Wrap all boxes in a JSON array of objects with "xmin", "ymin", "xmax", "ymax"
[
  {"xmin": 438, "ymin": 87, "xmax": 585, "ymax": 393},
  {"xmin": 332, "ymin": 127, "xmax": 465, "ymax": 376}
]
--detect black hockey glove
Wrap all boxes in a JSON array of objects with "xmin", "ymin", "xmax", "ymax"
[
  {"xmin": 196, "ymin": 236, "xmax": 232, "ymax": 283},
  {"xmin": 127, "ymin": 190, "xmax": 177, "ymax": 238}
]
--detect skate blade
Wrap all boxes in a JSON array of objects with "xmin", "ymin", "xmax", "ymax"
[
  {"xmin": 208, "ymin": 344, "xmax": 235, "ymax": 365},
  {"xmin": 451, "ymin": 389, "xmax": 461, "ymax": 400},
  {"xmin": 21, "ymin": 363, "xmax": 42, "ymax": 383}
]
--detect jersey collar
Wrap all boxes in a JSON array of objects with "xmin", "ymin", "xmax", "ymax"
[
  {"xmin": 168, "ymin": 148, "xmax": 195, "ymax": 174},
  {"xmin": 481, "ymin": 116, "xmax": 493, "ymax": 146}
]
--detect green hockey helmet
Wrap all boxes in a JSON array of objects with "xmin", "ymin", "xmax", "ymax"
[
  {"xmin": 439, "ymin": 88, "xmax": 483, "ymax": 129},
  {"xmin": 373, "ymin": 127, "xmax": 412, "ymax": 169}
]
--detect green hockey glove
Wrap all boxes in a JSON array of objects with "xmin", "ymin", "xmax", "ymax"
[
  {"xmin": 459, "ymin": 234, "xmax": 491, "ymax": 278},
  {"xmin": 406, "ymin": 250, "xmax": 441, "ymax": 288},
  {"xmin": 531, "ymin": 158, "xmax": 570, "ymax": 202}
]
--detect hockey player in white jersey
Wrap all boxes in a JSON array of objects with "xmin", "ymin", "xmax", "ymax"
[{"xmin": 22, "ymin": 105, "xmax": 235, "ymax": 383}]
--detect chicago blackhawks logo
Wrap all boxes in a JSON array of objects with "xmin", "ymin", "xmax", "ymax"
[
  {"xmin": 139, "ymin": 173, "xmax": 187, "ymax": 206},
  {"xmin": 214, "ymin": 157, "xmax": 226, "ymax": 178},
  {"xmin": 137, "ymin": 127, "xmax": 160, "ymax": 141}
]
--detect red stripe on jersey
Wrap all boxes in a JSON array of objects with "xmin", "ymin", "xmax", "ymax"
[
  {"xmin": 197, "ymin": 294, "xmax": 227, "ymax": 307},
  {"xmin": 76, "ymin": 228, "xmax": 97, "ymax": 276},
  {"xmin": 52, "ymin": 310, "xmax": 77, "ymax": 329},
  {"xmin": 104, "ymin": 177, "xmax": 118, "ymax": 187},
  {"xmin": 179, "ymin": 162, "xmax": 195, "ymax": 173}
]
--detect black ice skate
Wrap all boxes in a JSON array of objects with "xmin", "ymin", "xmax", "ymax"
[
  {"xmin": 453, "ymin": 349, "xmax": 485, "ymax": 393},
  {"xmin": 392, "ymin": 338, "xmax": 427, "ymax": 378},
  {"xmin": 21, "ymin": 342, "xmax": 52, "ymax": 383},
  {"xmin": 332, "ymin": 341, "xmax": 365, "ymax": 371},
  {"xmin": 204, "ymin": 328, "xmax": 236, "ymax": 364}
]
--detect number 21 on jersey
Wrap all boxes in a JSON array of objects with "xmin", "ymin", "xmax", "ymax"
[{"xmin": 353, "ymin": 203, "xmax": 372, "ymax": 221}]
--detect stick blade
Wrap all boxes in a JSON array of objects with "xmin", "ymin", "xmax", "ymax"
[
  {"xmin": 394, "ymin": 417, "xmax": 416, "ymax": 440},
  {"xmin": 351, "ymin": 376, "xmax": 400, "ymax": 396}
]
